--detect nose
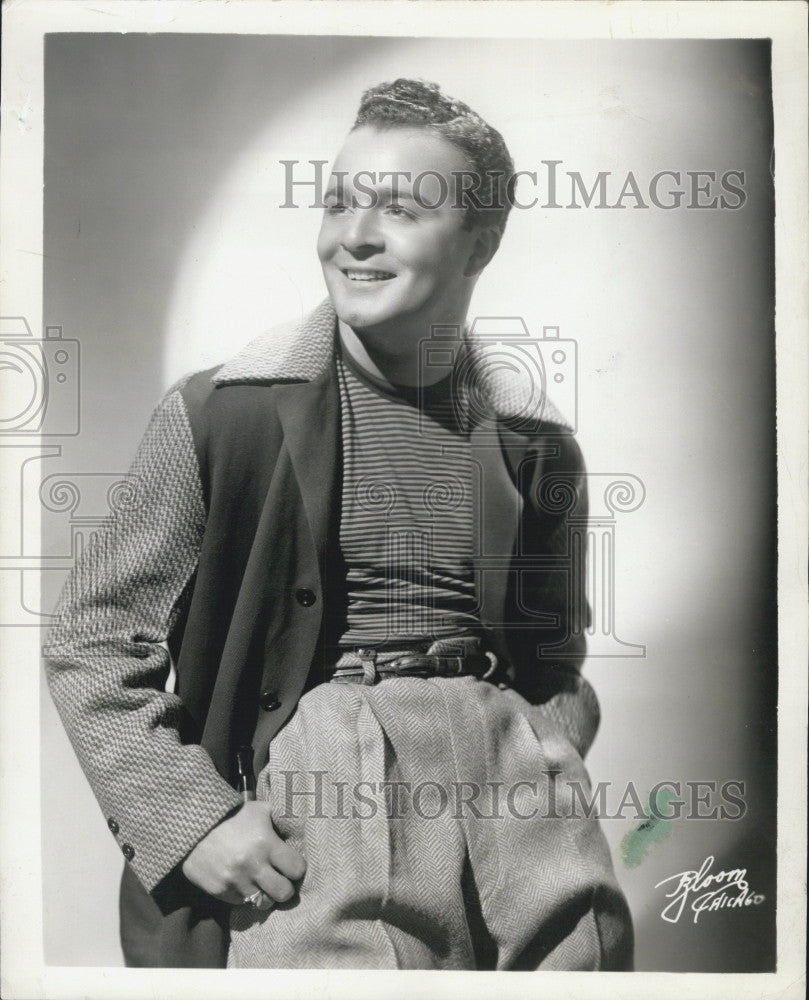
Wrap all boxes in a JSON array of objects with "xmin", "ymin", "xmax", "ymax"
[{"xmin": 340, "ymin": 208, "xmax": 384, "ymax": 258}]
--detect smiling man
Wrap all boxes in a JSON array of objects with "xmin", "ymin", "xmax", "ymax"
[
  {"xmin": 45, "ymin": 79, "xmax": 633, "ymax": 970},
  {"xmin": 317, "ymin": 121, "xmax": 498, "ymax": 387}
]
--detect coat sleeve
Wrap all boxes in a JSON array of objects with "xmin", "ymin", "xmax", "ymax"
[
  {"xmin": 511, "ymin": 429, "xmax": 601, "ymax": 759},
  {"xmin": 43, "ymin": 380, "xmax": 243, "ymax": 897}
]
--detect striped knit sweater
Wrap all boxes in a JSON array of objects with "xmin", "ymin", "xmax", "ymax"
[{"xmin": 332, "ymin": 346, "xmax": 479, "ymax": 651}]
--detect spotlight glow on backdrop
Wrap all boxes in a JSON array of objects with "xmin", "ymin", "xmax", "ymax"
[{"xmin": 43, "ymin": 34, "xmax": 775, "ymax": 969}]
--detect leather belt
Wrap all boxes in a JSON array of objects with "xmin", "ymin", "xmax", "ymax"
[{"xmin": 329, "ymin": 646, "xmax": 501, "ymax": 686}]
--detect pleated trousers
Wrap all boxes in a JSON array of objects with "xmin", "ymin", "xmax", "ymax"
[{"xmin": 228, "ymin": 675, "xmax": 633, "ymax": 970}]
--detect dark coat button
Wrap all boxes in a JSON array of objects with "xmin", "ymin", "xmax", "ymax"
[
  {"xmin": 107, "ymin": 818, "xmax": 119, "ymax": 835},
  {"xmin": 295, "ymin": 588, "xmax": 316, "ymax": 607},
  {"xmin": 122, "ymin": 843, "xmax": 135, "ymax": 861},
  {"xmin": 260, "ymin": 689, "xmax": 281, "ymax": 712}
]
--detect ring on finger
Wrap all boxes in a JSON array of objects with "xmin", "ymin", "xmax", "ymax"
[{"xmin": 243, "ymin": 889, "xmax": 270, "ymax": 908}]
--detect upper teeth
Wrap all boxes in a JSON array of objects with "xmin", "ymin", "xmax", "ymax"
[{"xmin": 345, "ymin": 270, "xmax": 394, "ymax": 281}]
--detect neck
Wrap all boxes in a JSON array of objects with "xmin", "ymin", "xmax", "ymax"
[{"xmin": 337, "ymin": 312, "xmax": 468, "ymax": 389}]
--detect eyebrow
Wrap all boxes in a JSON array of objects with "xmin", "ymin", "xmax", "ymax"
[{"xmin": 324, "ymin": 182, "xmax": 419, "ymax": 202}]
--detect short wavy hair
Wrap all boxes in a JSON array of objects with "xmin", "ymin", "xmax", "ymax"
[{"xmin": 353, "ymin": 78, "xmax": 516, "ymax": 234}]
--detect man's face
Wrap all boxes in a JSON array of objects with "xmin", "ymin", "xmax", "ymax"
[{"xmin": 317, "ymin": 125, "xmax": 482, "ymax": 342}]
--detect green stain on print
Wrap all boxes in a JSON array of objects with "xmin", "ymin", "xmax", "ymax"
[{"xmin": 621, "ymin": 787, "xmax": 678, "ymax": 868}]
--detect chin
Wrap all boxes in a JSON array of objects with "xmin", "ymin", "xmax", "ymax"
[
  {"xmin": 331, "ymin": 301, "xmax": 378, "ymax": 330},
  {"xmin": 329, "ymin": 292, "xmax": 392, "ymax": 332}
]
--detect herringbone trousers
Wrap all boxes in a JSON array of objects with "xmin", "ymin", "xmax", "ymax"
[{"xmin": 228, "ymin": 675, "xmax": 633, "ymax": 970}]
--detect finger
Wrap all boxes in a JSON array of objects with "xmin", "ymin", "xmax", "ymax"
[
  {"xmin": 217, "ymin": 885, "xmax": 258, "ymax": 907},
  {"xmin": 253, "ymin": 864, "xmax": 297, "ymax": 905},
  {"xmin": 219, "ymin": 881, "xmax": 275, "ymax": 909},
  {"xmin": 265, "ymin": 835, "xmax": 307, "ymax": 881},
  {"xmin": 254, "ymin": 891, "xmax": 274, "ymax": 912},
  {"xmin": 223, "ymin": 869, "xmax": 276, "ymax": 908},
  {"xmin": 242, "ymin": 887, "xmax": 274, "ymax": 911}
]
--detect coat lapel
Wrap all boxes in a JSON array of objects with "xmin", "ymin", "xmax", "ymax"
[
  {"xmin": 213, "ymin": 301, "xmax": 341, "ymax": 570},
  {"xmin": 274, "ymin": 365, "xmax": 340, "ymax": 569},
  {"xmin": 469, "ymin": 418, "xmax": 523, "ymax": 663},
  {"xmin": 211, "ymin": 299, "xmax": 573, "ymax": 663}
]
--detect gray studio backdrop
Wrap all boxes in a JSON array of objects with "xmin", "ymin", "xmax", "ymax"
[{"xmin": 38, "ymin": 34, "xmax": 775, "ymax": 969}]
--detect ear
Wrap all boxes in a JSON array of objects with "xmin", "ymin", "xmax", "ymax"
[{"xmin": 464, "ymin": 225, "xmax": 502, "ymax": 278}]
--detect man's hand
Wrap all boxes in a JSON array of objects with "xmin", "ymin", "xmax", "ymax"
[{"xmin": 181, "ymin": 801, "xmax": 306, "ymax": 909}]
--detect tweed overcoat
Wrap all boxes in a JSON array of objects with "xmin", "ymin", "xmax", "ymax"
[{"xmin": 44, "ymin": 300, "xmax": 598, "ymax": 967}]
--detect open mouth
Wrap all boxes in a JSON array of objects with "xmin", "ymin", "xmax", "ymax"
[{"xmin": 342, "ymin": 268, "xmax": 396, "ymax": 282}]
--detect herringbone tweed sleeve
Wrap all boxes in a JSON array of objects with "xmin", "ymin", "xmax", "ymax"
[{"xmin": 43, "ymin": 382, "xmax": 243, "ymax": 894}]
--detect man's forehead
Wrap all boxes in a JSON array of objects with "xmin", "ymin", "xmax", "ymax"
[{"xmin": 329, "ymin": 124, "xmax": 472, "ymax": 179}]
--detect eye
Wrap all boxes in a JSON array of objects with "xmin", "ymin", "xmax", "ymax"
[
  {"xmin": 384, "ymin": 202, "xmax": 414, "ymax": 219},
  {"xmin": 324, "ymin": 202, "xmax": 348, "ymax": 215}
]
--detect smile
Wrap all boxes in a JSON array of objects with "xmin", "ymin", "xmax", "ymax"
[{"xmin": 342, "ymin": 269, "xmax": 396, "ymax": 282}]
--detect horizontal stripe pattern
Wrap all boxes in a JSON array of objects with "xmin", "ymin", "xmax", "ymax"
[{"xmin": 335, "ymin": 349, "xmax": 479, "ymax": 648}]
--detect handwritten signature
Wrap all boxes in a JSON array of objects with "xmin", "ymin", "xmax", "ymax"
[{"xmin": 655, "ymin": 855, "xmax": 765, "ymax": 923}]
